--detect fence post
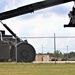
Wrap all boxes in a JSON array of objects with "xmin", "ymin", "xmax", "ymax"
[{"xmin": 15, "ymin": 37, "xmax": 17, "ymax": 63}]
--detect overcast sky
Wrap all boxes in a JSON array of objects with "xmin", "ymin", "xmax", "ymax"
[{"xmin": 0, "ymin": 0, "xmax": 75, "ymax": 53}]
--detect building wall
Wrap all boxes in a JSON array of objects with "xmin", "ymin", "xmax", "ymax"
[{"xmin": 35, "ymin": 54, "xmax": 49, "ymax": 61}]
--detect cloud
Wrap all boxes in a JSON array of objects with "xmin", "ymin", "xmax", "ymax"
[
  {"xmin": 3, "ymin": 0, "xmax": 44, "ymax": 11},
  {"xmin": 0, "ymin": 0, "xmax": 75, "ymax": 53},
  {"xmin": 0, "ymin": 0, "xmax": 8, "ymax": 12}
]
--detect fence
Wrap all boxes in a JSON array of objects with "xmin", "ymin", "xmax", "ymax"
[
  {"xmin": 20, "ymin": 35, "xmax": 75, "ymax": 53},
  {"xmin": 0, "ymin": 33, "xmax": 75, "ymax": 63},
  {"xmin": 19, "ymin": 34, "xmax": 75, "ymax": 63}
]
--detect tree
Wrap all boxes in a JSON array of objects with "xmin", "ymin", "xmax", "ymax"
[
  {"xmin": 68, "ymin": 52, "xmax": 75, "ymax": 58},
  {"xmin": 55, "ymin": 50, "xmax": 63, "ymax": 58}
]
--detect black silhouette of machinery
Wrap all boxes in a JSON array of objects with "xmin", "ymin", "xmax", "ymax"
[
  {"xmin": 0, "ymin": 21, "xmax": 36, "ymax": 62},
  {"xmin": 0, "ymin": 0, "xmax": 75, "ymax": 27},
  {"xmin": 0, "ymin": 0, "xmax": 75, "ymax": 62},
  {"xmin": 64, "ymin": 6, "xmax": 75, "ymax": 27}
]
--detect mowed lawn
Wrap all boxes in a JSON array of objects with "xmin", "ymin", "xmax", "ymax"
[{"xmin": 0, "ymin": 63, "xmax": 75, "ymax": 75}]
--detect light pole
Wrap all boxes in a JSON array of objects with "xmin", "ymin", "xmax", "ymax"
[
  {"xmin": 67, "ymin": 46, "xmax": 68, "ymax": 61},
  {"xmin": 42, "ymin": 45, "xmax": 43, "ymax": 61}
]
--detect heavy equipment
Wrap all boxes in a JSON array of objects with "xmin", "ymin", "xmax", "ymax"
[
  {"xmin": 0, "ymin": 21, "xmax": 36, "ymax": 62},
  {"xmin": 0, "ymin": 0, "xmax": 75, "ymax": 62},
  {"xmin": 0, "ymin": 0, "xmax": 75, "ymax": 27}
]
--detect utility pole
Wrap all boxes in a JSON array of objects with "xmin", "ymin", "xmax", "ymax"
[{"xmin": 54, "ymin": 33, "xmax": 56, "ymax": 64}]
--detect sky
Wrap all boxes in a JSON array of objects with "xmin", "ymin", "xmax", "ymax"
[{"xmin": 0, "ymin": 0, "xmax": 75, "ymax": 53}]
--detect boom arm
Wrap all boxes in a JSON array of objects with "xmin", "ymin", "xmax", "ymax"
[
  {"xmin": 0, "ymin": 0, "xmax": 74, "ymax": 20},
  {"xmin": 0, "ymin": 21, "xmax": 22, "ymax": 42}
]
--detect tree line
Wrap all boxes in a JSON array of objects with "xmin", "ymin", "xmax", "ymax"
[{"xmin": 38, "ymin": 50, "xmax": 75, "ymax": 61}]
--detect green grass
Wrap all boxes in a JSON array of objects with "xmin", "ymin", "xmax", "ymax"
[{"xmin": 0, "ymin": 63, "xmax": 75, "ymax": 75}]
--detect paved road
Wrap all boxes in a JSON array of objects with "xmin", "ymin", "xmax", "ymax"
[{"xmin": 33, "ymin": 61, "xmax": 75, "ymax": 63}]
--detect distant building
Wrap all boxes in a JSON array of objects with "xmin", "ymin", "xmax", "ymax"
[
  {"xmin": 35, "ymin": 54, "xmax": 62, "ymax": 62},
  {"xmin": 35, "ymin": 54, "xmax": 50, "ymax": 61}
]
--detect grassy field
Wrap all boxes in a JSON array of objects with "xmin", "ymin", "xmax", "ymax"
[{"xmin": 0, "ymin": 63, "xmax": 75, "ymax": 75}]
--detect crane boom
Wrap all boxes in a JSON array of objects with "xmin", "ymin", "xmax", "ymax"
[
  {"xmin": 0, "ymin": 0, "xmax": 74, "ymax": 20},
  {"xmin": 0, "ymin": 21, "xmax": 22, "ymax": 42}
]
